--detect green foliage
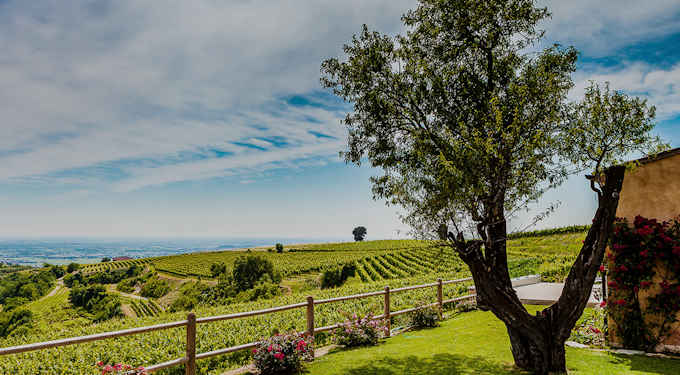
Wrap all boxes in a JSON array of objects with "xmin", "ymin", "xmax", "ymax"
[
  {"xmin": 607, "ymin": 216, "xmax": 680, "ymax": 350},
  {"xmin": 66, "ymin": 263, "xmax": 80, "ymax": 273},
  {"xmin": 139, "ymin": 278, "xmax": 171, "ymax": 299},
  {"xmin": 210, "ymin": 262, "xmax": 227, "ymax": 278},
  {"xmin": 408, "ymin": 304, "xmax": 441, "ymax": 328},
  {"xmin": 48, "ymin": 265, "xmax": 66, "ymax": 279},
  {"xmin": 352, "ymin": 226, "xmax": 367, "ymax": 241},
  {"xmin": 508, "ymin": 225, "xmax": 591, "ymax": 239},
  {"xmin": 232, "ymin": 255, "xmax": 280, "ymax": 292},
  {"xmin": 321, "ymin": 263, "xmax": 356, "ymax": 289},
  {"xmin": 101, "ymin": 257, "xmax": 111, "ymax": 263},
  {"xmin": 0, "ymin": 309, "xmax": 33, "ymax": 338},
  {"xmin": 275, "ymin": 243, "xmax": 284, "ymax": 253},
  {"xmin": 0, "ymin": 269, "xmax": 55, "ymax": 310},
  {"xmin": 562, "ymin": 82, "xmax": 668, "ymax": 178},
  {"xmin": 64, "ymin": 265, "xmax": 142, "ymax": 288},
  {"xmin": 69, "ymin": 284, "xmax": 122, "ymax": 322}
]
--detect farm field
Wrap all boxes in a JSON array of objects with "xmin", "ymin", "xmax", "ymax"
[{"xmin": 0, "ymin": 230, "xmax": 589, "ymax": 375}]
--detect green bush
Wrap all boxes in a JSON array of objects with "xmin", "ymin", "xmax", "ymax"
[
  {"xmin": 210, "ymin": 262, "xmax": 227, "ymax": 278},
  {"xmin": 232, "ymin": 255, "xmax": 280, "ymax": 291},
  {"xmin": 275, "ymin": 243, "xmax": 284, "ymax": 253},
  {"xmin": 321, "ymin": 263, "xmax": 356, "ymax": 289},
  {"xmin": 408, "ymin": 304, "xmax": 440, "ymax": 328},
  {"xmin": 69, "ymin": 284, "xmax": 121, "ymax": 322},
  {"xmin": 0, "ymin": 309, "xmax": 33, "ymax": 338},
  {"xmin": 66, "ymin": 263, "xmax": 80, "ymax": 273},
  {"xmin": 140, "ymin": 278, "xmax": 171, "ymax": 298}
]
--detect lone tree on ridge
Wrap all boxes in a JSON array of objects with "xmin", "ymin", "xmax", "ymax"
[
  {"xmin": 321, "ymin": 0, "xmax": 666, "ymax": 373},
  {"xmin": 352, "ymin": 226, "xmax": 367, "ymax": 241}
]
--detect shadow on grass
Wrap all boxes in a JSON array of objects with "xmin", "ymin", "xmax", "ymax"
[
  {"xmin": 339, "ymin": 353, "xmax": 524, "ymax": 375},
  {"xmin": 603, "ymin": 354, "xmax": 680, "ymax": 375}
]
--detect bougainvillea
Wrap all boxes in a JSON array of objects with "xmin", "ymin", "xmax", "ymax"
[{"xmin": 608, "ymin": 215, "xmax": 680, "ymax": 350}]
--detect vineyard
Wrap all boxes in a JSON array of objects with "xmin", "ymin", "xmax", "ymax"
[
  {"xmin": 80, "ymin": 258, "xmax": 155, "ymax": 274},
  {"xmin": 127, "ymin": 299, "xmax": 164, "ymax": 318},
  {"xmin": 0, "ymin": 231, "xmax": 590, "ymax": 374}
]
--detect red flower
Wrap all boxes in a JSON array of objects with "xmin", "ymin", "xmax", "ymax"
[
  {"xmin": 599, "ymin": 265, "xmax": 605, "ymax": 272},
  {"xmin": 274, "ymin": 352, "xmax": 285, "ymax": 360},
  {"xmin": 267, "ymin": 345, "xmax": 273, "ymax": 352},
  {"xmin": 640, "ymin": 281, "xmax": 652, "ymax": 288},
  {"xmin": 616, "ymin": 299, "xmax": 626, "ymax": 306},
  {"xmin": 640, "ymin": 249, "xmax": 649, "ymax": 258}
]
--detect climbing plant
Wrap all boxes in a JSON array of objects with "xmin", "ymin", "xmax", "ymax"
[{"xmin": 608, "ymin": 215, "xmax": 680, "ymax": 350}]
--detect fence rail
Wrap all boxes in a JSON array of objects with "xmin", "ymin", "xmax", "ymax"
[{"xmin": 0, "ymin": 277, "xmax": 474, "ymax": 375}]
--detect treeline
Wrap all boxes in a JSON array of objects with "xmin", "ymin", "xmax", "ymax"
[
  {"xmin": 507, "ymin": 225, "xmax": 590, "ymax": 240},
  {"xmin": 64, "ymin": 264, "xmax": 142, "ymax": 287}
]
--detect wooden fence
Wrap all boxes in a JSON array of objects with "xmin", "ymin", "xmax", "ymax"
[{"xmin": 0, "ymin": 277, "xmax": 474, "ymax": 375}]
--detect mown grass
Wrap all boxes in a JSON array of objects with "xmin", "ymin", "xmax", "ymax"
[{"xmin": 307, "ymin": 306, "xmax": 680, "ymax": 375}]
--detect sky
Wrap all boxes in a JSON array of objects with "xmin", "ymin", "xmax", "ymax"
[{"xmin": 0, "ymin": 0, "xmax": 679, "ymax": 240}]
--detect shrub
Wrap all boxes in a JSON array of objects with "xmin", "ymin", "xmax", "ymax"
[
  {"xmin": 408, "ymin": 304, "xmax": 441, "ymax": 328},
  {"xmin": 210, "ymin": 262, "xmax": 227, "ymax": 278},
  {"xmin": 69, "ymin": 284, "xmax": 122, "ymax": 321},
  {"xmin": 321, "ymin": 263, "xmax": 356, "ymax": 289},
  {"xmin": 66, "ymin": 263, "xmax": 80, "ymax": 273},
  {"xmin": 96, "ymin": 362, "xmax": 147, "ymax": 375},
  {"xmin": 569, "ymin": 307, "xmax": 606, "ymax": 347},
  {"xmin": 275, "ymin": 243, "xmax": 284, "ymax": 253},
  {"xmin": 252, "ymin": 332, "xmax": 314, "ymax": 375},
  {"xmin": 116, "ymin": 278, "xmax": 138, "ymax": 293},
  {"xmin": 233, "ymin": 255, "xmax": 281, "ymax": 291},
  {"xmin": 140, "ymin": 278, "xmax": 171, "ymax": 298},
  {"xmin": 0, "ymin": 309, "xmax": 33, "ymax": 338},
  {"xmin": 334, "ymin": 313, "xmax": 385, "ymax": 347}
]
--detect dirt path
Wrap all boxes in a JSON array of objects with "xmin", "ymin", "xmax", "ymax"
[
  {"xmin": 44, "ymin": 278, "xmax": 64, "ymax": 298},
  {"xmin": 106, "ymin": 284, "xmax": 149, "ymax": 301}
]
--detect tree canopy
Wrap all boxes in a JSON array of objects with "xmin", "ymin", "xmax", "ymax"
[{"xmin": 352, "ymin": 226, "xmax": 367, "ymax": 241}]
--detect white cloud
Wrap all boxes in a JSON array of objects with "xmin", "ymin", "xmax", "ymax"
[{"xmin": 572, "ymin": 62, "xmax": 680, "ymax": 119}]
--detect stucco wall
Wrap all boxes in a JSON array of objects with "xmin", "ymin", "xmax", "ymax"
[
  {"xmin": 609, "ymin": 153, "xmax": 680, "ymax": 352},
  {"xmin": 616, "ymin": 153, "xmax": 680, "ymax": 223}
]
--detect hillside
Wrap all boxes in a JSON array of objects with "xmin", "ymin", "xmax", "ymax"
[{"xmin": 0, "ymin": 229, "xmax": 587, "ymax": 375}]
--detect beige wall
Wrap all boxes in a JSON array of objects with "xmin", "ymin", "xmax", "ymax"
[
  {"xmin": 610, "ymin": 154, "xmax": 680, "ymax": 352},
  {"xmin": 616, "ymin": 154, "xmax": 680, "ymax": 223}
]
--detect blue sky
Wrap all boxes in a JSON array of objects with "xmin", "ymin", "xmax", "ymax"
[{"xmin": 0, "ymin": 0, "xmax": 679, "ymax": 239}]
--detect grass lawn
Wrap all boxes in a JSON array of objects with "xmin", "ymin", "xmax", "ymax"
[{"xmin": 306, "ymin": 307, "xmax": 680, "ymax": 375}]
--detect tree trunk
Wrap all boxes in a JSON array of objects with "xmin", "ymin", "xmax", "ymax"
[{"xmin": 452, "ymin": 165, "xmax": 626, "ymax": 375}]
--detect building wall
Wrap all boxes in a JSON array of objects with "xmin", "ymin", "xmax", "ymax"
[
  {"xmin": 615, "ymin": 154, "xmax": 680, "ymax": 223},
  {"xmin": 610, "ymin": 153, "xmax": 680, "ymax": 352}
]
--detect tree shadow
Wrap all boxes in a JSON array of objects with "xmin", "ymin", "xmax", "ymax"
[
  {"xmin": 339, "ymin": 353, "xmax": 525, "ymax": 375},
  {"xmin": 602, "ymin": 353, "xmax": 680, "ymax": 375}
]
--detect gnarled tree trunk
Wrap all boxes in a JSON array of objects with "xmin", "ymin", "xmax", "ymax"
[{"xmin": 452, "ymin": 165, "xmax": 626, "ymax": 374}]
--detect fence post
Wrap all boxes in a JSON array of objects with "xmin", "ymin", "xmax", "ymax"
[
  {"xmin": 306, "ymin": 296, "xmax": 315, "ymax": 337},
  {"xmin": 437, "ymin": 278, "xmax": 443, "ymax": 314},
  {"xmin": 384, "ymin": 286, "xmax": 391, "ymax": 337},
  {"xmin": 186, "ymin": 313, "xmax": 196, "ymax": 375}
]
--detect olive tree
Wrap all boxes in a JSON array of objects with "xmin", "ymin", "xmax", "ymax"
[{"xmin": 321, "ymin": 0, "xmax": 665, "ymax": 373}]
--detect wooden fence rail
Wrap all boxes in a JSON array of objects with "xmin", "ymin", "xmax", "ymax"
[{"xmin": 0, "ymin": 277, "xmax": 474, "ymax": 375}]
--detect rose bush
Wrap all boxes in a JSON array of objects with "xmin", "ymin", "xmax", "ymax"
[
  {"xmin": 334, "ymin": 313, "xmax": 385, "ymax": 347},
  {"xmin": 96, "ymin": 361, "xmax": 147, "ymax": 375},
  {"xmin": 252, "ymin": 331, "xmax": 313, "ymax": 374}
]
